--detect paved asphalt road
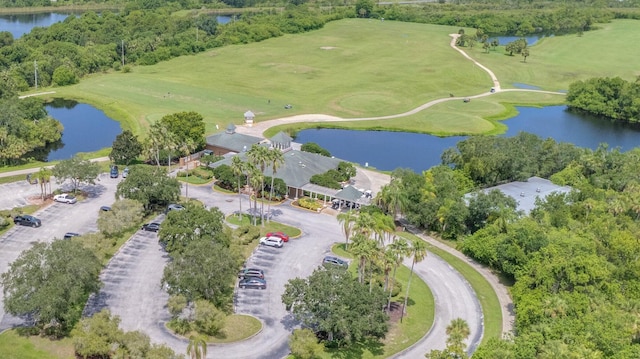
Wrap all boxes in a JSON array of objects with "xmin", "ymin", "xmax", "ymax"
[{"xmin": 0, "ymin": 176, "xmax": 483, "ymax": 358}]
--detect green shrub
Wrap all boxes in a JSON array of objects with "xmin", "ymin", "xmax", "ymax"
[
  {"xmin": 298, "ymin": 197, "xmax": 322, "ymax": 211},
  {"xmin": 235, "ymin": 224, "xmax": 260, "ymax": 245},
  {"xmin": 176, "ymin": 171, "xmax": 187, "ymax": 178},
  {"xmin": 167, "ymin": 318, "xmax": 191, "ymax": 335}
]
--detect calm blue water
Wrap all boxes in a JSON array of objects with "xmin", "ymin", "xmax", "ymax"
[
  {"xmin": 0, "ymin": 13, "xmax": 73, "ymax": 38},
  {"xmin": 0, "ymin": 13, "xmax": 231, "ymax": 39},
  {"xmin": 45, "ymin": 99, "xmax": 122, "ymax": 161},
  {"xmin": 491, "ymin": 35, "xmax": 550, "ymax": 46},
  {"xmin": 295, "ymin": 106, "xmax": 640, "ymax": 173}
]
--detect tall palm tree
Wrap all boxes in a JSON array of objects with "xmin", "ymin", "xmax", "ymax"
[
  {"xmin": 36, "ymin": 167, "xmax": 52, "ymax": 199},
  {"xmin": 337, "ymin": 210, "xmax": 356, "ymax": 250},
  {"xmin": 247, "ymin": 145, "xmax": 270, "ymax": 226},
  {"xmin": 179, "ymin": 139, "xmax": 196, "ymax": 198},
  {"xmin": 266, "ymin": 148, "xmax": 284, "ymax": 223},
  {"xmin": 231, "ymin": 156, "xmax": 246, "ymax": 219},
  {"xmin": 249, "ymin": 166, "xmax": 263, "ymax": 226},
  {"xmin": 350, "ymin": 234, "xmax": 378, "ymax": 284},
  {"xmin": 402, "ymin": 237, "xmax": 427, "ymax": 322},
  {"xmin": 446, "ymin": 318, "xmax": 470, "ymax": 354},
  {"xmin": 186, "ymin": 334, "xmax": 207, "ymax": 359},
  {"xmin": 377, "ymin": 178, "xmax": 408, "ymax": 220},
  {"xmin": 387, "ymin": 237, "xmax": 409, "ymax": 311}
]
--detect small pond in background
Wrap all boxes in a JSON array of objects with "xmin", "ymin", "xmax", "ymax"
[
  {"xmin": 0, "ymin": 13, "xmax": 75, "ymax": 38},
  {"xmin": 43, "ymin": 99, "xmax": 122, "ymax": 162},
  {"xmin": 294, "ymin": 106, "xmax": 640, "ymax": 173}
]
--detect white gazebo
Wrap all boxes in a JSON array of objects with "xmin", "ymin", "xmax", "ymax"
[{"xmin": 244, "ymin": 110, "xmax": 255, "ymax": 127}]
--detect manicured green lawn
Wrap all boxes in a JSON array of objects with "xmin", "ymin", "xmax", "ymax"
[
  {"xmin": 0, "ymin": 330, "xmax": 74, "ymax": 359},
  {"xmin": 50, "ymin": 19, "xmax": 489, "ymax": 135},
  {"xmin": 466, "ymin": 20, "xmax": 640, "ymax": 91}
]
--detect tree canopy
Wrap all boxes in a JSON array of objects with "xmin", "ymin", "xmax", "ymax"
[
  {"xmin": 115, "ymin": 165, "xmax": 181, "ymax": 211},
  {"xmin": 567, "ymin": 76, "xmax": 640, "ymax": 124},
  {"xmin": 1, "ymin": 240, "xmax": 101, "ymax": 336},
  {"xmin": 52, "ymin": 156, "xmax": 101, "ymax": 193},
  {"xmin": 158, "ymin": 202, "xmax": 229, "ymax": 254},
  {"xmin": 110, "ymin": 130, "xmax": 143, "ymax": 165},
  {"xmin": 282, "ymin": 266, "xmax": 388, "ymax": 346}
]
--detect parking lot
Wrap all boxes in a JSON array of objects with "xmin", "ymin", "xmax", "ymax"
[{"xmin": 0, "ymin": 175, "xmax": 122, "ymax": 330}]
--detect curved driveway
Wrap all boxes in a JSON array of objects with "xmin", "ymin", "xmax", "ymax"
[{"xmin": 90, "ymin": 183, "xmax": 484, "ymax": 358}]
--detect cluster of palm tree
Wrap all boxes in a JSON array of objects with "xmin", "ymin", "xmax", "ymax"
[
  {"xmin": 229, "ymin": 144, "xmax": 285, "ymax": 226},
  {"xmin": 337, "ymin": 209, "xmax": 427, "ymax": 320}
]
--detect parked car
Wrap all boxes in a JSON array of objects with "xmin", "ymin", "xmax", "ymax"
[
  {"xmin": 238, "ymin": 268, "xmax": 265, "ymax": 279},
  {"xmin": 100, "ymin": 206, "xmax": 112, "ymax": 212},
  {"xmin": 53, "ymin": 193, "xmax": 77, "ymax": 204},
  {"xmin": 266, "ymin": 231, "xmax": 289, "ymax": 242},
  {"xmin": 141, "ymin": 222, "xmax": 161, "ymax": 232},
  {"xmin": 259, "ymin": 236, "xmax": 284, "ymax": 248},
  {"xmin": 14, "ymin": 215, "xmax": 41, "ymax": 228},
  {"xmin": 323, "ymin": 256, "xmax": 348, "ymax": 268},
  {"xmin": 164, "ymin": 204, "xmax": 185, "ymax": 214},
  {"xmin": 110, "ymin": 165, "xmax": 119, "ymax": 178},
  {"xmin": 63, "ymin": 232, "xmax": 80, "ymax": 240},
  {"xmin": 239, "ymin": 277, "xmax": 267, "ymax": 290},
  {"xmin": 122, "ymin": 167, "xmax": 130, "ymax": 178}
]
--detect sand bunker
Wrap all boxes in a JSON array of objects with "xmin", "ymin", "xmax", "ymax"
[{"xmin": 320, "ymin": 46, "xmax": 336, "ymax": 50}]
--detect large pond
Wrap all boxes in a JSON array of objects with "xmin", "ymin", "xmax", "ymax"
[
  {"xmin": 0, "ymin": 12, "xmax": 232, "ymax": 38},
  {"xmin": 42, "ymin": 99, "xmax": 122, "ymax": 162},
  {"xmin": 0, "ymin": 13, "xmax": 74, "ymax": 38},
  {"xmin": 295, "ymin": 106, "xmax": 640, "ymax": 173}
]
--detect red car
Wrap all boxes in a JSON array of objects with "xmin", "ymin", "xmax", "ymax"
[{"xmin": 266, "ymin": 232, "xmax": 289, "ymax": 242}]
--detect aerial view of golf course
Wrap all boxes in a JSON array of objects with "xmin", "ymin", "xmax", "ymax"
[
  {"xmin": 3, "ymin": 1, "xmax": 640, "ymax": 359},
  {"xmin": 47, "ymin": 18, "xmax": 639, "ymax": 138}
]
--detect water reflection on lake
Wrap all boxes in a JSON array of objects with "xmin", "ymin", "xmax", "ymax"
[
  {"xmin": 294, "ymin": 106, "xmax": 640, "ymax": 173},
  {"xmin": 0, "ymin": 13, "xmax": 74, "ymax": 38},
  {"xmin": 43, "ymin": 99, "xmax": 122, "ymax": 161}
]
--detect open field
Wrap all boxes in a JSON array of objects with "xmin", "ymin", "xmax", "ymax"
[
  {"xmin": 24, "ymin": 19, "xmax": 640, "ymax": 141},
  {"xmin": 466, "ymin": 20, "xmax": 640, "ymax": 91},
  {"xmin": 50, "ymin": 19, "xmax": 490, "ymax": 136}
]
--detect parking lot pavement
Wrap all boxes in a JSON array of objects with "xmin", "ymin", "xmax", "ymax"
[
  {"xmin": 0, "ymin": 175, "xmax": 122, "ymax": 330},
  {"xmin": 82, "ymin": 214, "xmax": 188, "ymax": 349}
]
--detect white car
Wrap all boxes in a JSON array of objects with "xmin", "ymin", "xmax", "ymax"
[
  {"xmin": 53, "ymin": 193, "xmax": 77, "ymax": 204},
  {"xmin": 259, "ymin": 236, "xmax": 284, "ymax": 248}
]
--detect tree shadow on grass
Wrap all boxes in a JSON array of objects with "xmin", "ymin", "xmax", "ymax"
[{"xmin": 326, "ymin": 338, "xmax": 385, "ymax": 359}]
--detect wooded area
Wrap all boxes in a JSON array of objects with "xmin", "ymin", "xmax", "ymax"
[{"xmin": 376, "ymin": 134, "xmax": 640, "ymax": 356}]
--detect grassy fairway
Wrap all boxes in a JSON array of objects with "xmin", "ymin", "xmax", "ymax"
[
  {"xmin": 51, "ymin": 19, "xmax": 489, "ymax": 135},
  {"xmin": 0, "ymin": 330, "xmax": 74, "ymax": 359},
  {"xmin": 466, "ymin": 20, "xmax": 640, "ymax": 91}
]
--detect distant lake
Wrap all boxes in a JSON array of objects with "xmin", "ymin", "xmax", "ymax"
[
  {"xmin": 0, "ymin": 13, "xmax": 232, "ymax": 38},
  {"xmin": 490, "ymin": 34, "xmax": 552, "ymax": 46},
  {"xmin": 294, "ymin": 106, "xmax": 640, "ymax": 173},
  {"xmin": 42, "ymin": 99, "xmax": 122, "ymax": 161},
  {"xmin": 0, "ymin": 13, "xmax": 74, "ymax": 38}
]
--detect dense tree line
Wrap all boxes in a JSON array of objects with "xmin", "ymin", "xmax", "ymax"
[
  {"xmin": 0, "ymin": 96, "xmax": 62, "ymax": 165},
  {"xmin": 567, "ymin": 76, "xmax": 640, "ymax": 123},
  {"xmin": 0, "ymin": 5, "xmax": 348, "ymax": 96},
  {"xmin": 375, "ymin": 133, "xmax": 640, "ymax": 356}
]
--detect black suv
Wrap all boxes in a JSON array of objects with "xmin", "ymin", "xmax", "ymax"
[{"xmin": 14, "ymin": 215, "xmax": 42, "ymax": 228}]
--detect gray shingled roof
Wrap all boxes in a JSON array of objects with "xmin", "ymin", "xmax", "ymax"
[
  {"xmin": 270, "ymin": 131, "xmax": 292, "ymax": 144},
  {"xmin": 211, "ymin": 150, "xmax": 343, "ymax": 188},
  {"xmin": 205, "ymin": 132, "xmax": 262, "ymax": 153},
  {"xmin": 334, "ymin": 185, "xmax": 364, "ymax": 202}
]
